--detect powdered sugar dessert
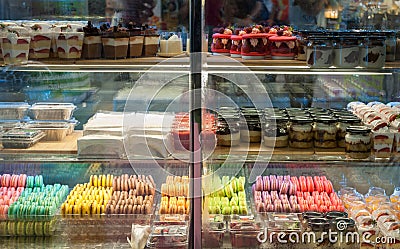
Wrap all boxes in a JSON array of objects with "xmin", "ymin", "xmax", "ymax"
[
  {"xmin": 56, "ymin": 26, "xmax": 84, "ymax": 59},
  {"xmin": 159, "ymin": 34, "xmax": 183, "ymax": 56},
  {"xmin": 211, "ymin": 28, "xmax": 232, "ymax": 56},
  {"xmin": 241, "ymin": 26, "xmax": 267, "ymax": 60},
  {"xmin": 29, "ymin": 24, "xmax": 52, "ymax": 59},
  {"xmin": 1, "ymin": 30, "xmax": 30, "ymax": 64}
]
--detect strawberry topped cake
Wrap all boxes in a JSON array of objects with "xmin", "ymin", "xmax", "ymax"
[
  {"xmin": 268, "ymin": 26, "xmax": 297, "ymax": 60},
  {"xmin": 241, "ymin": 26, "xmax": 268, "ymax": 60},
  {"xmin": 230, "ymin": 29, "xmax": 245, "ymax": 58},
  {"xmin": 56, "ymin": 25, "xmax": 84, "ymax": 59},
  {"xmin": 29, "ymin": 24, "xmax": 52, "ymax": 59},
  {"xmin": 211, "ymin": 28, "xmax": 232, "ymax": 56}
]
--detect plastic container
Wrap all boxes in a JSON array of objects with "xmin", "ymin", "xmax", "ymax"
[
  {"xmin": 337, "ymin": 116, "xmax": 362, "ymax": 148},
  {"xmin": 288, "ymin": 117, "xmax": 314, "ymax": 148},
  {"xmin": 359, "ymin": 36, "xmax": 386, "ymax": 69},
  {"xmin": 333, "ymin": 36, "xmax": 360, "ymax": 68},
  {"xmin": 314, "ymin": 117, "xmax": 337, "ymax": 148},
  {"xmin": 263, "ymin": 115, "xmax": 289, "ymax": 148},
  {"xmin": 0, "ymin": 129, "xmax": 45, "ymax": 149},
  {"xmin": 147, "ymin": 222, "xmax": 188, "ymax": 248},
  {"xmin": 345, "ymin": 126, "xmax": 371, "ymax": 159},
  {"xmin": 306, "ymin": 36, "xmax": 333, "ymax": 68},
  {"xmin": 30, "ymin": 103, "xmax": 76, "ymax": 121},
  {"xmin": 202, "ymin": 216, "xmax": 226, "ymax": 248},
  {"xmin": 24, "ymin": 122, "xmax": 70, "ymax": 141},
  {"xmin": 229, "ymin": 216, "xmax": 262, "ymax": 248},
  {"xmin": 372, "ymin": 129, "xmax": 395, "ymax": 158},
  {"xmin": 0, "ymin": 102, "xmax": 30, "ymax": 120},
  {"xmin": 216, "ymin": 113, "xmax": 241, "ymax": 147}
]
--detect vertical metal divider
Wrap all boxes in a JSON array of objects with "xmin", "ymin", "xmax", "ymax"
[{"xmin": 189, "ymin": 0, "xmax": 203, "ymax": 248}]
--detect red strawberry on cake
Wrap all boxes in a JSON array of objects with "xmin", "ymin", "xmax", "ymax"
[
  {"xmin": 241, "ymin": 26, "xmax": 267, "ymax": 60},
  {"xmin": 211, "ymin": 28, "xmax": 232, "ymax": 56},
  {"xmin": 269, "ymin": 26, "xmax": 297, "ymax": 60}
]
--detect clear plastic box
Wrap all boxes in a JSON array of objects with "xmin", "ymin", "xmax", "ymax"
[
  {"xmin": 0, "ymin": 129, "xmax": 45, "ymax": 149},
  {"xmin": 147, "ymin": 221, "xmax": 188, "ymax": 248},
  {"xmin": 229, "ymin": 215, "xmax": 263, "ymax": 248},
  {"xmin": 24, "ymin": 122, "xmax": 70, "ymax": 141}
]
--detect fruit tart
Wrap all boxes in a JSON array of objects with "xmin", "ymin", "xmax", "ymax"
[
  {"xmin": 230, "ymin": 29, "xmax": 244, "ymax": 58},
  {"xmin": 211, "ymin": 28, "xmax": 232, "ymax": 56},
  {"xmin": 241, "ymin": 26, "xmax": 267, "ymax": 60},
  {"xmin": 269, "ymin": 26, "xmax": 297, "ymax": 60}
]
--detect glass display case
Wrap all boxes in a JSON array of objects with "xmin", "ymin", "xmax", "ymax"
[{"xmin": 0, "ymin": 0, "xmax": 400, "ymax": 248}]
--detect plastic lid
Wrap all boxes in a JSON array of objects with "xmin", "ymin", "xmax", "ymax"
[
  {"xmin": 346, "ymin": 126, "xmax": 371, "ymax": 134},
  {"xmin": 290, "ymin": 117, "xmax": 313, "ymax": 124},
  {"xmin": 315, "ymin": 117, "xmax": 337, "ymax": 124}
]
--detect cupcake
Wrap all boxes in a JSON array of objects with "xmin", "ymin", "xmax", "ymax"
[
  {"xmin": 211, "ymin": 28, "xmax": 232, "ymax": 56},
  {"xmin": 241, "ymin": 26, "xmax": 267, "ymax": 60},
  {"xmin": 56, "ymin": 25, "xmax": 84, "ymax": 59},
  {"xmin": 1, "ymin": 27, "xmax": 31, "ymax": 65},
  {"xmin": 102, "ymin": 26, "xmax": 129, "ymax": 59},
  {"xmin": 142, "ymin": 27, "xmax": 159, "ymax": 57},
  {"xmin": 82, "ymin": 21, "xmax": 102, "ymax": 59},
  {"xmin": 269, "ymin": 27, "xmax": 297, "ymax": 60},
  {"xmin": 29, "ymin": 24, "xmax": 52, "ymax": 59},
  {"xmin": 230, "ymin": 29, "xmax": 245, "ymax": 58},
  {"xmin": 127, "ymin": 23, "xmax": 144, "ymax": 58}
]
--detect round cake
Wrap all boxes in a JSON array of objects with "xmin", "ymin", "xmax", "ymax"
[
  {"xmin": 269, "ymin": 35, "xmax": 297, "ymax": 60},
  {"xmin": 211, "ymin": 33, "xmax": 232, "ymax": 56},
  {"xmin": 159, "ymin": 34, "xmax": 183, "ymax": 56},
  {"xmin": 241, "ymin": 33, "xmax": 268, "ymax": 60}
]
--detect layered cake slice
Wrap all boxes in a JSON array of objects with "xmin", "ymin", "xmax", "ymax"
[
  {"xmin": 29, "ymin": 24, "xmax": 52, "ymax": 59},
  {"xmin": 372, "ymin": 129, "xmax": 395, "ymax": 158},
  {"xmin": 2, "ymin": 30, "xmax": 31, "ymax": 65},
  {"xmin": 56, "ymin": 26, "xmax": 84, "ymax": 59},
  {"xmin": 127, "ymin": 24, "xmax": 144, "ymax": 57},
  {"xmin": 82, "ymin": 21, "xmax": 102, "ymax": 59},
  {"xmin": 102, "ymin": 26, "xmax": 129, "ymax": 59},
  {"xmin": 143, "ymin": 28, "xmax": 159, "ymax": 57}
]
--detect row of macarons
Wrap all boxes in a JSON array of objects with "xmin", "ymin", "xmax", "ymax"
[{"xmin": 1, "ymin": 174, "xmax": 43, "ymax": 188}]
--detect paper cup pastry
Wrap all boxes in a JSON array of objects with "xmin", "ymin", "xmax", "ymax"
[
  {"xmin": 82, "ymin": 21, "xmax": 102, "ymax": 59},
  {"xmin": 269, "ymin": 27, "xmax": 297, "ymax": 60},
  {"xmin": 29, "ymin": 24, "xmax": 52, "ymax": 59},
  {"xmin": 128, "ymin": 26, "xmax": 144, "ymax": 57},
  {"xmin": 1, "ymin": 31, "xmax": 31, "ymax": 65},
  {"xmin": 159, "ymin": 34, "xmax": 183, "ymax": 57},
  {"xmin": 143, "ymin": 29, "xmax": 159, "ymax": 57},
  {"xmin": 211, "ymin": 28, "xmax": 232, "ymax": 56},
  {"xmin": 102, "ymin": 26, "xmax": 129, "ymax": 59},
  {"xmin": 56, "ymin": 29, "xmax": 84, "ymax": 59}
]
